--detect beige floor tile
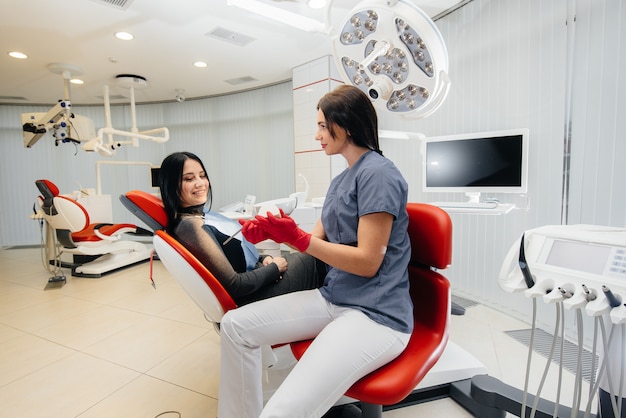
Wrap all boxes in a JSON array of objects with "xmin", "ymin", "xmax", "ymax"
[
  {"xmin": 77, "ymin": 374, "xmax": 217, "ymax": 418},
  {"xmin": 0, "ymin": 295, "xmax": 100, "ymax": 332},
  {"xmin": 109, "ymin": 277, "xmax": 199, "ymax": 317},
  {"xmin": 0, "ymin": 322, "xmax": 27, "ymax": 344},
  {"xmin": 0, "ymin": 333, "xmax": 74, "ymax": 387},
  {"xmin": 82, "ymin": 315, "xmax": 210, "ymax": 372},
  {"xmin": 32, "ymin": 304, "xmax": 149, "ymax": 350},
  {"xmin": 147, "ymin": 330, "xmax": 222, "ymax": 397},
  {"xmin": 53, "ymin": 273, "xmax": 153, "ymax": 304},
  {"xmin": 0, "ymin": 281, "xmax": 63, "ymax": 317},
  {"xmin": 0, "ymin": 351, "xmax": 139, "ymax": 418}
]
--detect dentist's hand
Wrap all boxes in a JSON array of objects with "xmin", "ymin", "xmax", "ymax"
[
  {"xmin": 239, "ymin": 218, "xmax": 272, "ymax": 244},
  {"xmin": 255, "ymin": 208, "xmax": 311, "ymax": 253}
]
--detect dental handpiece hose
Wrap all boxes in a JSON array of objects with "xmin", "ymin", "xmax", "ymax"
[{"xmin": 582, "ymin": 284, "xmax": 597, "ymax": 301}]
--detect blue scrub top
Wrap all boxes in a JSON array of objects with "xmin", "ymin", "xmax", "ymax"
[{"xmin": 319, "ymin": 151, "xmax": 413, "ymax": 333}]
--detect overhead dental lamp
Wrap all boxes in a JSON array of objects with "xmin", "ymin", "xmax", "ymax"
[
  {"xmin": 332, "ymin": 0, "xmax": 450, "ymax": 118},
  {"xmin": 227, "ymin": 0, "xmax": 450, "ymax": 118}
]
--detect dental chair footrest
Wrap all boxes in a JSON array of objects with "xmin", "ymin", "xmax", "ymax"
[{"xmin": 72, "ymin": 248, "xmax": 152, "ymax": 278}]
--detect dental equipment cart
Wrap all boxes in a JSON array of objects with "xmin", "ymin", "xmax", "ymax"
[{"xmin": 473, "ymin": 224, "xmax": 626, "ymax": 418}]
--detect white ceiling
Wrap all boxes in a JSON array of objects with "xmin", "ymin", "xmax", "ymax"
[{"xmin": 0, "ymin": 0, "xmax": 461, "ymax": 106}]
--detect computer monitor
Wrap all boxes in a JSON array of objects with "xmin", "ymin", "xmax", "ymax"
[
  {"xmin": 150, "ymin": 167, "xmax": 161, "ymax": 189},
  {"xmin": 422, "ymin": 128, "xmax": 529, "ymax": 200}
]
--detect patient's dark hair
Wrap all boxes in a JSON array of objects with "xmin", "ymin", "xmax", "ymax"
[
  {"xmin": 159, "ymin": 151, "xmax": 212, "ymax": 232},
  {"xmin": 317, "ymin": 84, "xmax": 382, "ymax": 156}
]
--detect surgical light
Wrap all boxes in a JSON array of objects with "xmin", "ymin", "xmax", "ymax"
[
  {"xmin": 332, "ymin": 0, "xmax": 450, "ymax": 118},
  {"xmin": 225, "ymin": 0, "xmax": 449, "ymax": 118}
]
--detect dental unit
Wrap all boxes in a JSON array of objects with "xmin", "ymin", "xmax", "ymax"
[{"xmin": 469, "ymin": 224, "xmax": 626, "ymax": 417}]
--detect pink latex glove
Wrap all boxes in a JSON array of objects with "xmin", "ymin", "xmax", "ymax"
[
  {"xmin": 255, "ymin": 208, "xmax": 311, "ymax": 252},
  {"xmin": 239, "ymin": 218, "xmax": 272, "ymax": 244}
]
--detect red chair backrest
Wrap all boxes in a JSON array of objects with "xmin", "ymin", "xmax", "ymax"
[
  {"xmin": 120, "ymin": 190, "xmax": 168, "ymax": 231},
  {"xmin": 406, "ymin": 202, "xmax": 452, "ymax": 269}
]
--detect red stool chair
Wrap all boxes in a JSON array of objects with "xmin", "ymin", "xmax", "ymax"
[{"xmin": 290, "ymin": 202, "xmax": 452, "ymax": 418}]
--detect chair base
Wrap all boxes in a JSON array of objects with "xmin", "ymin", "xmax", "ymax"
[{"xmin": 50, "ymin": 248, "xmax": 152, "ymax": 278}]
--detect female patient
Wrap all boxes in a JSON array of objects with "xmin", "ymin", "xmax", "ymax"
[
  {"xmin": 158, "ymin": 151, "xmax": 325, "ymax": 306},
  {"xmin": 218, "ymin": 85, "xmax": 413, "ymax": 417}
]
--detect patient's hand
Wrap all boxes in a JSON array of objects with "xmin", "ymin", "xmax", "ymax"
[{"xmin": 272, "ymin": 256, "xmax": 287, "ymax": 273}]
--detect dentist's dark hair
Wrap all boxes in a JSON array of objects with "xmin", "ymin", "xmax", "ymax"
[
  {"xmin": 159, "ymin": 151, "xmax": 212, "ymax": 233},
  {"xmin": 317, "ymin": 84, "xmax": 383, "ymax": 156}
]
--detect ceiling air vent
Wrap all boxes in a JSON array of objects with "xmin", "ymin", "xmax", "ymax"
[
  {"xmin": 97, "ymin": 94, "xmax": 128, "ymax": 100},
  {"xmin": 225, "ymin": 76, "xmax": 258, "ymax": 85},
  {"xmin": 206, "ymin": 27, "xmax": 256, "ymax": 47},
  {"xmin": 89, "ymin": 0, "xmax": 135, "ymax": 10},
  {"xmin": 0, "ymin": 95, "xmax": 27, "ymax": 101}
]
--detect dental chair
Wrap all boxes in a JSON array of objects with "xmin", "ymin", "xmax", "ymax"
[
  {"xmin": 290, "ymin": 202, "xmax": 452, "ymax": 418},
  {"xmin": 35, "ymin": 179, "xmax": 152, "ymax": 277},
  {"xmin": 120, "ymin": 190, "xmax": 236, "ymax": 325}
]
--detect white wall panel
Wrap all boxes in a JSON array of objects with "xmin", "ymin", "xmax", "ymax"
[
  {"xmin": 0, "ymin": 83, "xmax": 293, "ymax": 246},
  {"xmin": 378, "ymin": 0, "xmax": 568, "ymax": 330},
  {"xmin": 567, "ymin": 0, "xmax": 626, "ymax": 227}
]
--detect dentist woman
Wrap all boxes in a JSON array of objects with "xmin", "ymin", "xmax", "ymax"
[{"xmin": 218, "ymin": 85, "xmax": 412, "ymax": 417}]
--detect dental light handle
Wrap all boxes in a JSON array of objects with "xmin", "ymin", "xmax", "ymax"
[{"xmin": 602, "ymin": 285, "xmax": 622, "ymax": 308}]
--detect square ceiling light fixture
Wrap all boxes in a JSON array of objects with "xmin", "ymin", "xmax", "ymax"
[{"xmin": 227, "ymin": 0, "xmax": 328, "ymax": 33}]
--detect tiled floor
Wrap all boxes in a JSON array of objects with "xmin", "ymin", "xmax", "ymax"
[{"xmin": 0, "ymin": 246, "xmax": 597, "ymax": 417}]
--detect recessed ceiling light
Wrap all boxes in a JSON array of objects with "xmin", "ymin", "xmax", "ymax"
[
  {"xmin": 8, "ymin": 51, "xmax": 28, "ymax": 59},
  {"xmin": 194, "ymin": 61, "xmax": 208, "ymax": 68},
  {"xmin": 70, "ymin": 79, "xmax": 84, "ymax": 85},
  {"xmin": 115, "ymin": 31, "xmax": 134, "ymax": 40}
]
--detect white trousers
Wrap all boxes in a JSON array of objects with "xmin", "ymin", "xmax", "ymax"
[{"xmin": 218, "ymin": 289, "xmax": 410, "ymax": 418}]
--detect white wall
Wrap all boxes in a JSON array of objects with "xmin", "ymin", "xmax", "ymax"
[{"xmin": 0, "ymin": 82, "xmax": 294, "ymax": 246}]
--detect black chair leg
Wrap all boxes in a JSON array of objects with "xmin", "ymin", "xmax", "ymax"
[{"xmin": 360, "ymin": 403, "xmax": 382, "ymax": 418}]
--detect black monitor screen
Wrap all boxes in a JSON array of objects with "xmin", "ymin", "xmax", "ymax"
[
  {"xmin": 425, "ymin": 134, "xmax": 523, "ymax": 189},
  {"xmin": 150, "ymin": 167, "xmax": 160, "ymax": 188}
]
